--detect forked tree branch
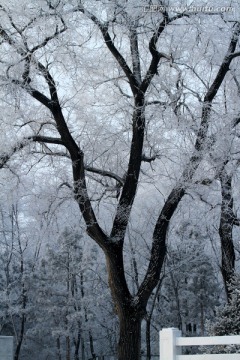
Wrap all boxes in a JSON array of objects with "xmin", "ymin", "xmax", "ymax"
[
  {"xmin": 75, "ymin": 4, "xmax": 139, "ymax": 94},
  {"xmin": 0, "ymin": 136, "xmax": 124, "ymax": 185},
  {"xmin": 137, "ymin": 21, "xmax": 240, "ymax": 306}
]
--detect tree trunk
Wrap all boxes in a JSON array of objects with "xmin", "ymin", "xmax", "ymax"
[
  {"xmin": 66, "ymin": 336, "xmax": 70, "ymax": 360},
  {"xmin": 200, "ymin": 302, "xmax": 204, "ymax": 336},
  {"xmin": 89, "ymin": 330, "xmax": 96, "ymax": 360},
  {"xmin": 145, "ymin": 317, "xmax": 151, "ymax": 360},
  {"xmin": 118, "ymin": 312, "xmax": 142, "ymax": 360},
  {"xmin": 145, "ymin": 278, "xmax": 163, "ymax": 360},
  {"xmin": 219, "ymin": 169, "xmax": 235, "ymax": 300},
  {"xmin": 104, "ymin": 244, "xmax": 145, "ymax": 360},
  {"xmin": 57, "ymin": 337, "xmax": 62, "ymax": 360},
  {"xmin": 74, "ymin": 321, "xmax": 81, "ymax": 360},
  {"xmin": 170, "ymin": 271, "xmax": 182, "ymax": 330},
  {"xmin": 14, "ymin": 312, "xmax": 26, "ymax": 360},
  {"xmin": 81, "ymin": 336, "xmax": 85, "ymax": 360}
]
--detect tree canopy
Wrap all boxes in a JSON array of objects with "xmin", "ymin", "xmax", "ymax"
[{"xmin": 0, "ymin": 1, "xmax": 240, "ymax": 359}]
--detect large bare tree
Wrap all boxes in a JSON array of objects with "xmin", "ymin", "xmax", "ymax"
[{"xmin": 0, "ymin": 1, "xmax": 240, "ymax": 358}]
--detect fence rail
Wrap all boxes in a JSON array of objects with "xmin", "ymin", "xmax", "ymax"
[
  {"xmin": 176, "ymin": 335, "xmax": 240, "ymax": 346},
  {"xmin": 159, "ymin": 328, "xmax": 240, "ymax": 360},
  {"xmin": 176, "ymin": 355, "xmax": 240, "ymax": 360}
]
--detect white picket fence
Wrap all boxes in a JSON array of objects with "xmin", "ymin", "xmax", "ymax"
[
  {"xmin": 0, "ymin": 336, "xmax": 14, "ymax": 360},
  {"xmin": 159, "ymin": 328, "xmax": 240, "ymax": 360}
]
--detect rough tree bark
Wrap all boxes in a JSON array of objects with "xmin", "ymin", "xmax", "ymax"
[{"xmin": 219, "ymin": 168, "xmax": 236, "ymax": 300}]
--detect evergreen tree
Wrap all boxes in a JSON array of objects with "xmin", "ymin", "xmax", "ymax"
[
  {"xmin": 158, "ymin": 222, "xmax": 221, "ymax": 336},
  {"xmin": 206, "ymin": 274, "xmax": 240, "ymax": 354}
]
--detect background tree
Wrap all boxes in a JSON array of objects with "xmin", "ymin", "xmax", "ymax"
[
  {"xmin": 162, "ymin": 223, "xmax": 221, "ymax": 336},
  {"xmin": 0, "ymin": 202, "xmax": 38, "ymax": 360},
  {"xmin": 205, "ymin": 274, "xmax": 240, "ymax": 354}
]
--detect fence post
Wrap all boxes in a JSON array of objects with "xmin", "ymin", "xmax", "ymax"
[
  {"xmin": 160, "ymin": 328, "xmax": 182, "ymax": 360},
  {"xmin": 0, "ymin": 336, "xmax": 14, "ymax": 360}
]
